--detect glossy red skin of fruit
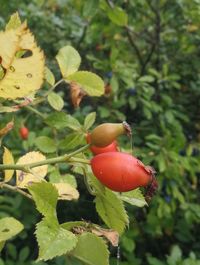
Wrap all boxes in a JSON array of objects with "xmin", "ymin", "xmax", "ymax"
[
  {"xmin": 86, "ymin": 133, "xmax": 118, "ymax": 155},
  {"xmin": 20, "ymin": 127, "xmax": 29, "ymax": 140},
  {"xmin": 91, "ymin": 152, "xmax": 152, "ymax": 192}
]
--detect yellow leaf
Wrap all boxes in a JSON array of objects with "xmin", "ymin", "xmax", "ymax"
[
  {"xmin": 187, "ymin": 24, "xmax": 198, "ymax": 32},
  {"xmin": 0, "ymin": 21, "xmax": 45, "ymax": 99},
  {"xmin": 16, "ymin": 151, "xmax": 48, "ymax": 188},
  {"xmin": 54, "ymin": 183, "xmax": 79, "ymax": 200},
  {"xmin": 6, "ymin": 12, "xmax": 21, "ymax": 30},
  {"xmin": 3, "ymin": 147, "xmax": 15, "ymax": 182}
]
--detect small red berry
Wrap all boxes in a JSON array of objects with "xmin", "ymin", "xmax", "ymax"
[{"xmin": 20, "ymin": 127, "xmax": 29, "ymax": 140}]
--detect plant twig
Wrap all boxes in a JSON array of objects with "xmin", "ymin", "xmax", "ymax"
[
  {"xmin": 31, "ymin": 78, "xmax": 65, "ymax": 106},
  {"xmin": 0, "ymin": 182, "xmax": 33, "ymax": 200},
  {"xmin": 0, "ymin": 144, "xmax": 91, "ymax": 172},
  {"xmin": 125, "ymin": 26, "xmax": 144, "ymax": 67},
  {"xmin": 140, "ymin": 41, "xmax": 156, "ymax": 75},
  {"xmin": 24, "ymin": 105, "xmax": 46, "ymax": 119}
]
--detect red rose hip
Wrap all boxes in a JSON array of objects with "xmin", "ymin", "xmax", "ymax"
[
  {"xmin": 20, "ymin": 126, "xmax": 29, "ymax": 140},
  {"xmin": 91, "ymin": 152, "xmax": 154, "ymax": 192}
]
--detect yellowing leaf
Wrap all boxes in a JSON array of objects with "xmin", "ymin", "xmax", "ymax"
[
  {"xmin": 6, "ymin": 12, "xmax": 21, "ymax": 30},
  {"xmin": 0, "ymin": 217, "xmax": 24, "ymax": 242},
  {"xmin": 3, "ymin": 147, "xmax": 14, "ymax": 182},
  {"xmin": 0, "ymin": 21, "xmax": 45, "ymax": 99},
  {"xmin": 54, "ymin": 183, "xmax": 79, "ymax": 200},
  {"xmin": 187, "ymin": 24, "xmax": 198, "ymax": 32},
  {"xmin": 16, "ymin": 151, "xmax": 48, "ymax": 188}
]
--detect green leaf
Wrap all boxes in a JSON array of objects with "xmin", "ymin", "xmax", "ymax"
[
  {"xmin": 56, "ymin": 46, "xmax": 81, "ymax": 77},
  {"xmin": 95, "ymin": 189, "xmax": 129, "ymax": 234},
  {"xmin": 107, "ymin": 7, "xmax": 128, "ymax": 26},
  {"xmin": 0, "ymin": 217, "xmax": 23, "ymax": 241},
  {"xmin": 49, "ymin": 170, "xmax": 77, "ymax": 188},
  {"xmin": 45, "ymin": 67, "xmax": 55, "ymax": 86},
  {"xmin": 28, "ymin": 182, "xmax": 58, "ymax": 223},
  {"xmin": 167, "ymin": 245, "xmax": 182, "ymax": 264},
  {"xmin": 67, "ymin": 71, "xmax": 104, "ymax": 96},
  {"xmin": 61, "ymin": 221, "xmax": 85, "ymax": 231},
  {"xmin": 84, "ymin": 112, "xmax": 96, "ymax": 131},
  {"xmin": 71, "ymin": 233, "xmax": 109, "ymax": 265},
  {"xmin": 6, "ymin": 12, "xmax": 21, "ymax": 30},
  {"xmin": 48, "ymin": 92, "xmax": 64, "ymax": 111},
  {"xmin": 66, "ymin": 115, "xmax": 82, "ymax": 131},
  {"xmin": 58, "ymin": 132, "xmax": 85, "ymax": 151},
  {"xmin": 36, "ymin": 219, "xmax": 77, "ymax": 261},
  {"xmin": 82, "ymin": 0, "xmax": 99, "ymax": 18},
  {"xmin": 45, "ymin": 112, "xmax": 68, "ymax": 130},
  {"xmin": 147, "ymin": 256, "xmax": 166, "ymax": 265},
  {"xmin": 117, "ymin": 189, "xmax": 147, "ymax": 207},
  {"xmin": 35, "ymin": 136, "xmax": 57, "ymax": 153},
  {"xmin": 19, "ymin": 246, "xmax": 30, "ymax": 262},
  {"xmin": 157, "ymin": 154, "xmax": 166, "ymax": 173},
  {"xmin": 60, "ymin": 174, "xmax": 77, "ymax": 188},
  {"xmin": 138, "ymin": 75, "xmax": 155, "ymax": 83}
]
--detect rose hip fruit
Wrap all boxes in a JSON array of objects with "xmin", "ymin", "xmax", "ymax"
[
  {"xmin": 90, "ymin": 122, "xmax": 131, "ymax": 147},
  {"xmin": 20, "ymin": 127, "xmax": 29, "ymax": 140},
  {"xmin": 91, "ymin": 152, "xmax": 155, "ymax": 192},
  {"xmin": 86, "ymin": 133, "xmax": 119, "ymax": 155}
]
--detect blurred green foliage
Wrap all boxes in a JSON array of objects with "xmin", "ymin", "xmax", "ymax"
[{"xmin": 0, "ymin": 0, "xmax": 200, "ymax": 264}]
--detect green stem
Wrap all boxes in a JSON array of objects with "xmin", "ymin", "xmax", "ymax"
[
  {"xmin": 0, "ymin": 144, "xmax": 91, "ymax": 171},
  {"xmin": 31, "ymin": 79, "xmax": 65, "ymax": 106},
  {"xmin": 24, "ymin": 105, "xmax": 46, "ymax": 119},
  {"xmin": 0, "ymin": 182, "xmax": 32, "ymax": 200}
]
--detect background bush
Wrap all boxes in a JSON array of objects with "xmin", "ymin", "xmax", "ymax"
[{"xmin": 0, "ymin": 0, "xmax": 200, "ymax": 264}]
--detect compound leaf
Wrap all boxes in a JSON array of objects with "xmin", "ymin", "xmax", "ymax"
[
  {"xmin": 36, "ymin": 219, "xmax": 77, "ymax": 261},
  {"xmin": 95, "ymin": 188, "xmax": 129, "ymax": 234},
  {"xmin": 56, "ymin": 46, "xmax": 81, "ymax": 78},
  {"xmin": 28, "ymin": 182, "xmax": 58, "ymax": 223},
  {"xmin": 0, "ymin": 217, "xmax": 23, "ymax": 242},
  {"xmin": 71, "ymin": 233, "xmax": 109, "ymax": 265}
]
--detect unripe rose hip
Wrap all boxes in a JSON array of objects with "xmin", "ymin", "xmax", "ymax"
[
  {"xmin": 90, "ymin": 122, "xmax": 131, "ymax": 147},
  {"xmin": 86, "ymin": 133, "xmax": 118, "ymax": 155}
]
